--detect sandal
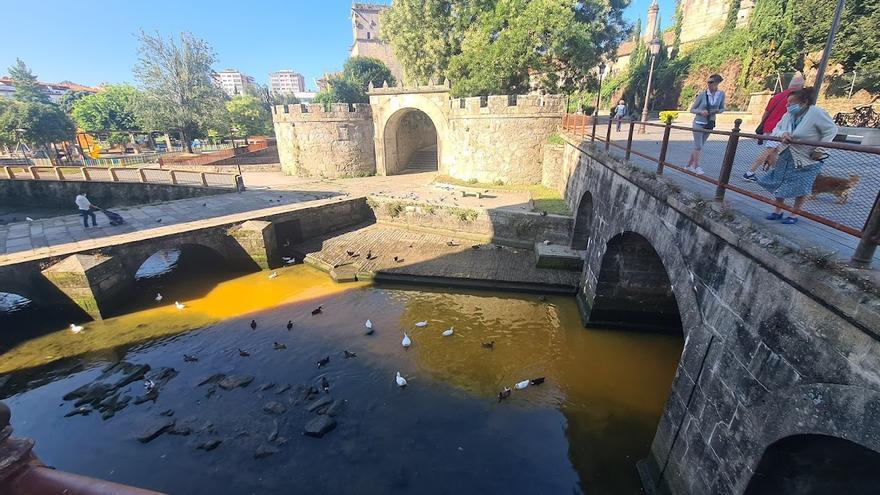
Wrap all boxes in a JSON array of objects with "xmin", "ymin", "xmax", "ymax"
[
  {"xmin": 765, "ymin": 213, "xmax": 783, "ymax": 220},
  {"xmin": 781, "ymin": 217, "xmax": 799, "ymax": 224}
]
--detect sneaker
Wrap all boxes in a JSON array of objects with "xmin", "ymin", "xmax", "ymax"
[
  {"xmin": 766, "ymin": 212, "xmax": 783, "ymax": 220},
  {"xmin": 694, "ymin": 167, "xmax": 706, "ymax": 175},
  {"xmin": 742, "ymin": 172, "xmax": 757, "ymax": 181},
  {"xmin": 781, "ymin": 217, "xmax": 799, "ymax": 224}
]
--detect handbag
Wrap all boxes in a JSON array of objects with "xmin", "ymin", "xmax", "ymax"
[
  {"xmin": 702, "ymin": 92, "xmax": 717, "ymax": 130},
  {"xmin": 755, "ymin": 94, "xmax": 785, "ymax": 145}
]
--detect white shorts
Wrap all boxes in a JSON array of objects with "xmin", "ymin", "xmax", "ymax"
[{"xmin": 764, "ymin": 140, "xmax": 781, "ymax": 149}]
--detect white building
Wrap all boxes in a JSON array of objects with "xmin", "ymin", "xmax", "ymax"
[
  {"xmin": 0, "ymin": 77, "xmax": 98, "ymax": 103},
  {"xmin": 269, "ymin": 70, "xmax": 306, "ymax": 95},
  {"xmin": 215, "ymin": 69, "xmax": 255, "ymax": 97}
]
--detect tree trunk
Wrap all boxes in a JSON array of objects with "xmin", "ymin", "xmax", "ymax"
[
  {"xmin": 182, "ymin": 131, "xmax": 192, "ymax": 154},
  {"xmin": 163, "ymin": 133, "xmax": 173, "ymax": 152},
  {"xmin": 129, "ymin": 133, "xmax": 140, "ymax": 154}
]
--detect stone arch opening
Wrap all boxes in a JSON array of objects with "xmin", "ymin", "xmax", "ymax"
[
  {"xmin": 588, "ymin": 232, "xmax": 682, "ymax": 333},
  {"xmin": 571, "ymin": 190, "xmax": 594, "ymax": 249},
  {"xmin": 134, "ymin": 244, "xmax": 227, "ymax": 281},
  {"xmin": 744, "ymin": 434, "xmax": 880, "ymax": 494},
  {"xmin": 382, "ymin": 108, "xmax": 439, "ymax": 175}
]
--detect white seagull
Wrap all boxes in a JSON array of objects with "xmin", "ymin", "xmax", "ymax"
[
  {"xmin": 402, "ymin": 333, "xmax": 412, "ymax": 348},
  {"xmin": 174, "ymin": 301, "xmax": 186, "ymax": 310},
  {"xmin": 69, "ymin": 324, "xmax": 84, "ymax": 334},
  {"xmin": 442, "ymin": 327, "xmax": 454, "ymax": 337},
  {"xmin": 282, "ymin": 256, "xmax": 296, "ymax": 265},
  {"xmin": 395, "ymin": 372, "xmax": 408, "ymax": 388},
  {"xmin": 514, "ymin": 379, "xmax": 530, "ymax": 390},
  {"xmin": 415, "ymin": 321, "xmax": 428, "ymax": 327},
  {"xmin": 268, "ymin": 272, "xmax": 278, "ymax": 279},
  {"xmin": 26, "ymin": 217, "xmax": 34, "ymax": 222},
  {"xmin": 155, "ymin": 293, "xmax": 163, "ymax": 302},
  {"xmin": 365, "ymin": 319, "xmax": 373, "ymax": 329}
]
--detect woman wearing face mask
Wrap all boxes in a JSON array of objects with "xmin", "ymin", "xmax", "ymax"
[{"xmin": 757, "ymin": 87, "xmax": 838, "ymax": 224}]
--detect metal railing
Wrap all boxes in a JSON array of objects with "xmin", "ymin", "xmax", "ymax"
[
  {"xmin": 158, "ymin": 142, "xmax": 268, "ymax": 168},
  {"xmin": 1, "ymin": 165, "xmax": 242, "ymax": 189},
  {"xmin": 561, "ymin": 114, "xmax": 880, "ymax": 267}
]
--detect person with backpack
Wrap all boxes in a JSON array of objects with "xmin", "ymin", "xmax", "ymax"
[
  {"xmin": 687, "ymin": 74, "xmax": 726, "ymax": 175},
  {"xmin": 743, "ymin": 74, "xmax": 805, "ymax": 181}
]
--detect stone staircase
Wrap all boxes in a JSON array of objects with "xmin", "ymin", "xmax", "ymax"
[{"xmin": 404, "ymin": 146, "xmax": 437, "ymax": 171}]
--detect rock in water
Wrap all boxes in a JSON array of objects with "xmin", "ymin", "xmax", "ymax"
[
  {"xmin": 137, "ymin": 418, "xmax": 175, "ymax": 443},
  {"xmin": 259, "ymin": 382, "xmax": 276, "ymax": 391},
  {"xmin": 254, "ymin": 444, "xmax": 280, "ymax": 459},
  {"xmin": 275, "ymin": 383, "xmax": 291, "ymax": 395},
  {"xmin": 325, "ymin": 400, "xmax": 346, "ymax": 417},
  {"xmin": 304, "ymin": 416, "xmax": 337, "ymax": 438},
  {"xmin": 218, "ymin": 375, "xmax": 254, "ymax": 390},
  {"xmin": 196, "ymin": 439, "xmax": 223, "ymax": 451},
  {"xmin": 263, "ymin": 401, "xmax": 287, "ymax": 415},
  {"xmin": 306, "ymin": 395, "xmax": 333, "ymax": 413}
]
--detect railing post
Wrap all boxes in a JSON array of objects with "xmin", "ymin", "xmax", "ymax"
[
  {"xmin": 29, "ymin": 166, "xmax": 39, "ymax": 179},
  {"xmin": 80, "ymin": 167, "xmax": 89, "ymax": 181},
  {"xmin": 625, "ymin": 118, "xmax": 636, "ymax": 160},
  {"xmin": 54, "ymin": 167, "xmax": 64, "ymax": 180},
  {"xmin": 605, "ymin": 115, "xmax": 613, "ymax": 151},
  {"xmin": 851, "ymin": 190, "xmax": 880, "ymax": 268},
  {"xmin": 169, "ymin": 170, "xmax": 178, "ymax": 185},
  {"xmin": 200, "ymin": 172, "xmax": 208, "ymax": 186},
  {"xmin": 715, "ymin": 119, "xmax": 742, "ymax": 201},
  {"xmin": 656, "ymin": 116, "xmax": 673, "ymax": 175},
  {"xmin": 4, "ymin": 166, "xmax": 13, "ymax": 179},
  {"xmin": 109, "ymin": 168, "xmax": 119, "ymax": 182},
  {"xmin": 590, "ymin": 114, "xmax": 597, "ymax": 142},
  {"xmin": 138, "ymin": 168, "xmax": 147, "ymax": 183}
]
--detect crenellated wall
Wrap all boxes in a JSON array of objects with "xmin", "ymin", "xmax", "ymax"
[
  {"xmin": 272, "ymin": 103, "xmax": 376, "ymax": 178},
  {"xmin": 445, "ymin": 94, "xmax": 565, "ymax": 183}
]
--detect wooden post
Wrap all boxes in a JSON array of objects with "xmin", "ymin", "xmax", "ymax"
[
  {"xmin": 625, "ymin": 118, "xmax": 636, "ymax": 160},
  {"xmin": 169, "ymin": 170, "xmax": 178, "ymax": 185},
  {"xmin": 29, "ymin": 166, "xmax": 39, "ymax": 179},
  {"xmin": 5, "ymin": 166, "xmax": 14, "ymax": 179},
  {"xmin": 656, "ymin": 117, "xmax": 673, "ymax": 175},
  {"xmin": 590, "ymin": 114, "xmax": 597, "ymax": 142},
  {"xmin": 715, "ymin": 119, "xmax": 742, "ymax": 201},
  {"xmin": 200, "ymin": 172, "xmax": 208, "ymax": 186},
  {"xmin": 605, "ymin": 115, "xmax": 613, "ymax": 151},
  {"xmin": 109, "ymin": 168, "xmax": 119, "ymax": 182},
  {"xmin": 81, "ymin": 167, "xmax": 89, "ymax": 181},
  {"xmin": 54, "ymin": 167, "xmax": 64, "ymax": 180},
  {"xmin": 138, "ymin": 168, "xmax": 147, "ymax": 183}
]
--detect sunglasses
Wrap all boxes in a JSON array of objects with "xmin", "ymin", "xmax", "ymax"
[{"xmin": 707, "ymin": 80, "xmax": 720, "ymax": 84}]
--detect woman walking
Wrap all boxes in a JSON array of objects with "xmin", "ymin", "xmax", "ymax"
[
  {"xmin": 758, "ymin": 87, "xmax": 838, "ymax": 224},
  {"xmin": 687, "ymin": 74, "xmax": 726, "ymax": 175},
  {"xmin": 613, "ymin": 99, "xmax": 628, "ymax": 131},
  {"xmin": 742, "ymin": 74, "xmax": 805, "ymax": 181}
]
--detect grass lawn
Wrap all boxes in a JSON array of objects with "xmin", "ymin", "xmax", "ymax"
[{"xmin": 432, "ymin": 175, "xmax": 571, "ymax": 216}]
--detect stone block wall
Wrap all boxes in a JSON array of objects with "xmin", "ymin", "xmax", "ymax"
[
  {"xmin": 445, "ymin": 94, "xmax": 565, "ymax": 184},
  {"xmin": 389, "ymin": 111, "xmax": 436, "ymax": 172},
  {"xmin": 272, "ymin": 103, "xmax": 376, "ymax": 178},
  {"xmin": 555, "ymin": 136, "xmax": 880, "ymax": 494}
]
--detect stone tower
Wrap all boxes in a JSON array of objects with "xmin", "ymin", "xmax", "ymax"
[
  {"xmin": 644, "ymin": 0, "xmax": 660, "ymax": 41},
  {"xmin": 350, "ymin": 3, "xmax": 404, "ymax": 82},
  {"xmin": 678, "ymin": 0, "xmax": 756, "ymax": 45}
]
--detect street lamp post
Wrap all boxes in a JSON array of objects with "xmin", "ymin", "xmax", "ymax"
[
  {"xmin": 592, "ymin": 62, "xmax": 606, "ymax": 141},
  {"xmin": 639, "ymin": 36, "xmax": 662, "ymax": 134},
  {"xmin": 813, "ymin": 0, "xmax": 845, "ymax": 98}
]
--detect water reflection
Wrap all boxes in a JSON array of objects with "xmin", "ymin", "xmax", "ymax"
[{"xmin": 0, "ymin": 265, "xmax": 682, "ymax": 494}]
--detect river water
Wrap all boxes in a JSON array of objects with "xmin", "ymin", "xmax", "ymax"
[{"xmin": 0, "ymin": 257, "xmax": 682, "ymax": 494}]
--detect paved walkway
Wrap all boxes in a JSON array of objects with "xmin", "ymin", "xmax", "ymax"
[
  {"xmin": 594, "ymin": 121, "xmax": 879, "ymax": 264},
  {"xmin": 295, "ymin": 223, "xmax": 579, "ymax": 291}
]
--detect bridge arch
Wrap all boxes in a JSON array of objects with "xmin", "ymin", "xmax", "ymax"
[
  {"xmin": 571, "ymin": 190, "xmax": 593, "ymax": 249},
  {"xmin": 370, "ymin": 91, "xmax": 450, "ymax": 176}
]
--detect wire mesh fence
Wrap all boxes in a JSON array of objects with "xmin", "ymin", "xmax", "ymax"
[{"xmin": 562, "ymin": 114, "xmax": 880, "ymax": 264}]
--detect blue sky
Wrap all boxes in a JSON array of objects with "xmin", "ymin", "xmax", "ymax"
[{"xmin": 3, "ymin": 0, "xmax": 674, "ymax": 90}]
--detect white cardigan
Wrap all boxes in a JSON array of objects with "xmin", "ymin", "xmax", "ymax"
[{"xmin": 772, "ymin": 106, "xmax": 838, "ymax": 162}]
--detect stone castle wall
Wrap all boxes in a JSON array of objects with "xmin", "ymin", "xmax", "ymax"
[
  {"xmin": 445, "ymin": 94, "xmax": 565, "ymax": 183},
  {"xmin": 272, "ymin": 103, "xmax": 376, "ymax": 178}
]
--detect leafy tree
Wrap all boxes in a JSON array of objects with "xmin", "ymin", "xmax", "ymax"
[
  {"xmin": 133, "ymin": 31, "xmax": 225, "ymax": 152},
  {"xmin": 8, "ymin": 59, "xmax": 50, "ymax": 104},
  {"xmin": 343, "ymin": 57, "xmax": 396, "ymax": 91},
  {"xmin": 314, "ymin": 76, "xmax": 367, "ymax": 105},
  {"xmin": 225, "ymin": 95, "xmax": 272, "ymax": 137},
  {"xmin": 59, "ymin": 90, "xmax": 92, "ymax": 115},
  {"xmin": 71, "ymin": 84, "xmax": 141, "ymax": 132}
]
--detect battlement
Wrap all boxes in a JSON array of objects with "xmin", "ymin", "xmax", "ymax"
[
  {"xmin": 368, "ymin": 78, "xmax": 451, "ymax": 96},
  {"xmin": 272, "ymin": 103, "xmax": 373, "ymax": 122},
  {"xmin": 448, "ymin": 94, "xmax": 566, "ymax": 117},
  {"xmin": 352, "ymin": 2, "xmax": 389, "ymax": 12}
]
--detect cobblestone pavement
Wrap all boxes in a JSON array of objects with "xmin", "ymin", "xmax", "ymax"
[{"xmin": 296, "ymin": 223, "xmax": 579, "ymax": 290}]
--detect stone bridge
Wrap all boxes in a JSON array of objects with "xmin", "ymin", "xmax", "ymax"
[
  {"xmin": 554, "ymin": 135, "xmax": 880, "ymax": 493},
  {"xmin": 0, "ymin": 198, "xmax": 371, "ymax": 320}
]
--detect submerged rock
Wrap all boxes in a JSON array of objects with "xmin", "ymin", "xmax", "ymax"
[
  {"xmin": 160, "ymin": 409, "xmax": 174, "ymax": 417},
  {"xmin": 306, "ymin": 396, "xmax": 333, "ymax": 413},
  {"xmin": 325, "ymin": 400, "xmax": 346, "ymax": 417},
  {"xmin": 259, "ymin": 382, "xmax": 276, "ymax": 391},
  {"xmin": 254, "ymin": 443, "xmax": 279, "ymax": 459},
  {"xmin": 218, "ymin": 375, "xmax": 254, "ymax": 390},
  {"xmin": 64, "ymin": 406, "xmax": 92, "ymax": 417},
  {"xmin": 263, "ymin": 401, "xmax": 287, "ymax": 415},
  {"xmin": 197, "ymin": 373, "xmax": 226, "ymax": 386},
  {"xmin": 137, "ymin": 418, "xmax": 175, "ymax": 443},
  {"xmin": 169, "ymin": 425, "xmax": 192, "ymax": 436},
  {"xmin": 304, "ymin": 416, "xmax": 336, "ymax": 438},
  {"xmin": 275, "ymin": 383, "xmax": 291, "ymax": 395},
  {"xmin": 196, "ymin": 438, "xmax": 223, "ymax": 451}
]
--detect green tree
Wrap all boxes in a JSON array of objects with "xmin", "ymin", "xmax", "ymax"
[
  {"xmin": 446, "ymin": 0, "xmax": 630, "ymax": 96},
  {"xmin": 8, "ymin": 59, "xmax": 50, "ymax": 104},
  {"xmin": 225, "ymin": 95, "xmax": 272, "ymax": 137},
  {"xmin": 0, "ymin": 99, "xmax": 76, "ymax": 155},
  {"xmin": 59, "ymin": 90, "xmax": 92, "ymax": 115},
  {"xmin": 343, "ymin": 57, "xmax": 397, "ymax": 91},
  {"xmin": 133, "ymin": 31, "xmax": 225, "ymax": 153},
  {"xmin": 71, "ymin": 84, "xmax": 141, "ymax": 132},
  {"xmin": 314, "ymin": 76, "xmax": 367, "ymax": 105}
]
